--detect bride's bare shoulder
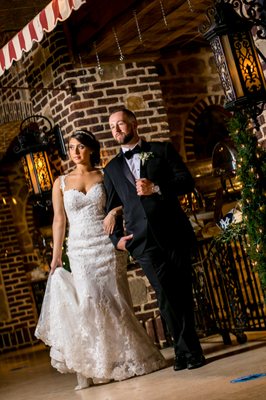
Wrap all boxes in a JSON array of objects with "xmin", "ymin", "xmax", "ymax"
[{"xmin": 94, "ymin": 168, "xmax": 104, "ymax": 179}]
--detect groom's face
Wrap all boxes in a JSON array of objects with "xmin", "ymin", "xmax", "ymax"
[{"xmin": 109, "ymin": 111, "xmax": 138, "ymax": 145}]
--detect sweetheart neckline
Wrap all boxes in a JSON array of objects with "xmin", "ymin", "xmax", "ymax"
[{"xmin": 63, "ymin": 182, "xmax": 103, "ymax": 196}]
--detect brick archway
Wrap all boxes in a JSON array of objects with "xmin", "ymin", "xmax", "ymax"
[{"xmin": 184, "ymin": 95, "xmax": 226, "ymax": 162}]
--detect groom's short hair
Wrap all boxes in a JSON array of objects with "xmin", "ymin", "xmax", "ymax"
[{"xmin": 110, "ymin": 108, "xmax": 137, "ymax": 122}]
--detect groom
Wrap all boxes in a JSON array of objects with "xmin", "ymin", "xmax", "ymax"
[{"xmin": 104, "ymin": 108, "xmax": 205, "ymax": 370}]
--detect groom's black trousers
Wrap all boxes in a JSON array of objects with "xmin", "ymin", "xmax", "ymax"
[{"xmin": 136, "ymin": 241, "xmax": 202, "ymax": 357}]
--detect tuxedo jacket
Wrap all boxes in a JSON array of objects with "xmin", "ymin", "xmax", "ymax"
[{"xmin": 104, "ymin": 140, "xmax": 196, "ymax": 259}]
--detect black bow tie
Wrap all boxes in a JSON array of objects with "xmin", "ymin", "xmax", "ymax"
[{"xmin": 124, "ymin": 145, "xmax": 141, "ymax": 159}]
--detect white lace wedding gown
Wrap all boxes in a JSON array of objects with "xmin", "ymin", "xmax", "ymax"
[{"xmin": 35, "ymin": 177, "xmax": 166, "ymax": 381}]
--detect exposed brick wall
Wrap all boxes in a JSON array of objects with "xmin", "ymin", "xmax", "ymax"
[
  {"xmin": 2, "ymin": 27, "xmax": 170, "ymax": 172},
  {"xmin": 0, "ymin": 176, "xmax": 38, "ymax": 353},
  {"xmin": 155, "ymin": 47, "xmax": 225, "ymax": 160},
  {"xmin": 156, "ymin": 46, "xmax": 266, "ymax": 157},
  {"xmin": 44, "ymin": 58, "xmax": 170, "ymax": 169},
  {"xmin": 31, "ymin": 39, "xmax": 170, "ymax": 169}
]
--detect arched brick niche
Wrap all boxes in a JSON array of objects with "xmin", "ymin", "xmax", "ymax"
[{"xmin": 184, "ymin": 95, "xmax": 232, "ymax": 162}]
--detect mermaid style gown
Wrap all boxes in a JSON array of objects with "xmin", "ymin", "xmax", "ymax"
[{"xmin": 35, "ymin": 177, "xmax": 166, "ymax": 382}]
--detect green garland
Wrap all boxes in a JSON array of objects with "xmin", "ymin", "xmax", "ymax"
[
  {"xmin": 217, "ymin": 111, "xmax": 266, "ymax": 299},
  {"xmin": 214, "ymin": 221, "xmax": 245, "ymax": 244}
]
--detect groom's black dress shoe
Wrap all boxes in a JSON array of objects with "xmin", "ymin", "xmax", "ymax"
[
  {"xmin": 173, "ymin": 354, "xmax": 187, "ymax": 371},
  {"xmin": 187, "ymin": 354, "xmax": 206, "ymax": 370}
]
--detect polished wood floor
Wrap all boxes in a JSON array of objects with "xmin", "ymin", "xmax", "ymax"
[{"xmin": 0, "ymin": 332, "xmax": 266, "ymax": 400}]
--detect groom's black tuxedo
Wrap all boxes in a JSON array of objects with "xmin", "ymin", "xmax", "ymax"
[
  {"xmin": 104, "ymin": 140, "xmax": 195, "ymax": 258},
  {"xmin": 104, "ymin": 140, "xmax": 203, "ymax": 359}
]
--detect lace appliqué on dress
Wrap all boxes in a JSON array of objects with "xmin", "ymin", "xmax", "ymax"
[{"xmin": 35, "ymin": 183, "xmax": 166, "ymax": 381}]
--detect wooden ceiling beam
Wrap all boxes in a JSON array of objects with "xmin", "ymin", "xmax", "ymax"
[
  {"xmin": 77, "ymin": 51, "xmax": 162, "ymax": 67},
  {"xmin": 75, "ymin": 0, "xmax": 188, "ymax": 53},
  {"xmin": 69, "ymin": 0, "xmax": 212, "ymax": 63}
]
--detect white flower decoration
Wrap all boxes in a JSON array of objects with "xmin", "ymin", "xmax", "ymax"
[{"xmin": 139, "ymin": 151, "xmax": 154, "ymax": 165}]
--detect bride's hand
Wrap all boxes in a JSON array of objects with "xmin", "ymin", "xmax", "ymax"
[
  {"xmin": 103, "ymin": 211, "xmax": 116, "ymax": 234},
  {"xmin": 50, "ymin": 259, "xmax": 62, "ymax": 275}
]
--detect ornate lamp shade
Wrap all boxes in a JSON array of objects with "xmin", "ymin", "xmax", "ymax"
[
  {"xmin": 13, "ymin": 115, "xmax": 67, "ymax": 201},
  {"xmin": 202, "ymin": 3, "xmax": 266, "ymax": 112},
  {"xmin": 21, "ymin": 151, "xmax": 54, "ymax": 196}
]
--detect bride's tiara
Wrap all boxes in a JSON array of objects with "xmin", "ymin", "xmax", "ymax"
[{"xmin": 75, "ymin": 130, "xmax": 96, "ymax": 141}]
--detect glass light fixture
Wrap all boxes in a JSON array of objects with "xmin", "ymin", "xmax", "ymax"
[
  {"xmin": 14, "ymin": 115, "xmax": 67, "ymax": 201},
  {"xmin": 201, "ymin": 2, "xmax": 266, "ymax": 128},
  {"xmin": 21, "ymin": 151, "xmax": 54, "ymax": 196}
]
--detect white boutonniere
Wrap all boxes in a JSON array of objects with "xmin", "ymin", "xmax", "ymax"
[{"xmin": 139, "ymin": 151, "xmax": 154, "ymax": 166}]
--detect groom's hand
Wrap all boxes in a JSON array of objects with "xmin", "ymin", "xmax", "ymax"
[
  {"xmin": 136, "ymin": 178, "xmax": 159, "ymax": 196},
  {"xmin": 116, "ymin": 234, "xmax": 133, "ymax": 251}
]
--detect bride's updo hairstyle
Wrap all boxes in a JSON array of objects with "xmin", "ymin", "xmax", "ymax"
[{"xmin": 70, "ymin": 130, "xmax": 101, "ymax": 167}]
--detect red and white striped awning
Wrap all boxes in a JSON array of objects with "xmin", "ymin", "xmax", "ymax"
[{"xmin": 0, "ymin": 0, "xmax": 86, "ymax": 77}]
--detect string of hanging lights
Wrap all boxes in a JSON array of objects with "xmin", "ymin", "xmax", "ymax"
[
  {"xmin": 112, "ymin": 27, "xmax": 125, "ymax": 62},
  {"xmin": 186, "ymin": 0, "xmax": 194, "ymax": 13},
  {"xmin": 133, "ymin": 9, "xmax": 144, "ymax": 45},
  {"xmin": 159, "ymin": 0, "xmax": 169, "ymax": 30},
  {"xmin": 93, "ymin": 41, "xmax": 104, "ymax": 75}
]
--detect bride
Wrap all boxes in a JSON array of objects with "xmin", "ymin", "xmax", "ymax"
[{"xmin": 35, "ymin": 129, "xmax": 166, "ymax": 390}]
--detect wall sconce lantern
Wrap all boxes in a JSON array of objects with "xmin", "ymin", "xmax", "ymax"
[
  {"xmin": 200, "ymin": 1, "xmax": 266, "ymax": 129},
  {"xmin": 13, "ymin": 115, "xmax": 67, "ymax": 206},
  {"xmin": 21, "ymin": 149, "xmax": 54, "ymax": 196}
]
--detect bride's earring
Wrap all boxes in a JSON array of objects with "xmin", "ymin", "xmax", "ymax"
[{"xmin": 74, "ymin": 373, "xmax": 93, "ymax": 391}]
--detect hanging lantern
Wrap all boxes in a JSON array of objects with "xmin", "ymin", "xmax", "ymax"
[
  {"xmin": 13, "ymin": 115, "xmax": 67, "ymax": 202},
  {"xmin": 201, "ymin": 2, "xmax": 266, "ymax": 126},
  {"xmin": 21, "ymin": 151, "xmax": 54, "ymax": 195}
]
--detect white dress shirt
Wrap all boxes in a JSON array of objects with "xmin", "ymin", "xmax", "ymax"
[{"xmin": 122, "ymin": 140, "xmax": 142, "ymax": 180}]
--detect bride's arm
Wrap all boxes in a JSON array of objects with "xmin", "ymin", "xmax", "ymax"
[
  {"xmin": 50, "ymin": 178, "xmax": 67, "ymax": 274},
  {"xmin": 103, "ymin": 206, "xmax": 123, "ymax": 235}
]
